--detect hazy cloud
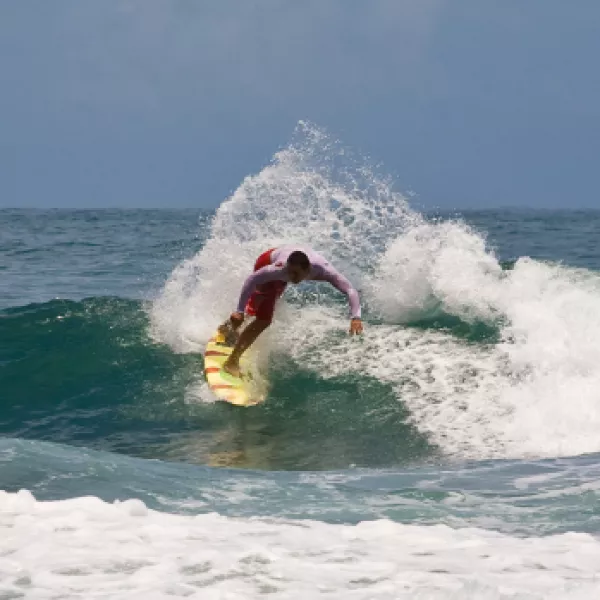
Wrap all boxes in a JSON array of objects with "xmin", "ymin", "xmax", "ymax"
[{"xmin": 1, "ymin": 1, "xmax": 598, "ymax": 208}]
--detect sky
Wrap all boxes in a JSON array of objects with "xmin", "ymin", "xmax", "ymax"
[{"xmin": 1, "ymin": 0, "xmax": 599, "ymax": 209}]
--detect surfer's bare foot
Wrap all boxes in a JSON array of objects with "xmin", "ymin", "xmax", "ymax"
[{"xmin": 222, "ymin": 360, "xmax": 241, "ymax": 379}]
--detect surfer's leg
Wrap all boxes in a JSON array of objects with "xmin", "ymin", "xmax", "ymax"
[
  {"xmin": 223, "ymin": 280, "xmax": 285, "ymax": 377},
  {"xmin": 217, "ymin": 320, "xmax": 240, "ymax": 346},
  {"xmin": 223, "ymin": 319, "xmax": 270, "ymax": 377}
]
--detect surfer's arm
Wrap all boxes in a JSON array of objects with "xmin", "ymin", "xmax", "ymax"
[
  {"xmin": 235, "ymin": 265, "xmax": 287, "ymax": 314},
  {"xmin": 320, "ymin": 266, "xmax": 362, "ymax": 319}
]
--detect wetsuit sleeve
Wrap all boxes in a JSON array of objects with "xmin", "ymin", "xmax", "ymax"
[
  {"xmin": 236, "ymin": 265, "xmax": 287, "ymax": 314},
  {"xmin": 319, "ymin": 265, "xmax": 362, "ymax": 319}
]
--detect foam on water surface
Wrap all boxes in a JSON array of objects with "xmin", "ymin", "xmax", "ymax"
[
  {"xmin": 1, "ymin": 490, "xmax": 599, "ymax": 599},
  {"xmin": 151, "ymin": 123, "xmax": 600, "ymax": 463},
  {"xmin": 3, "ymin": 437, "xmax": 600, "ymax": 537}
]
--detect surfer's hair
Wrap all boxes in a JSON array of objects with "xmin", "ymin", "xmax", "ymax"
[{"xmin": 287, "ymin": 251, "xmax": 310, "ymax": 271}]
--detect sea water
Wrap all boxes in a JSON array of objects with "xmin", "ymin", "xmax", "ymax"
[{"xmin": 2, "ymin": 123, "xmax": 600, "ymax": 598}]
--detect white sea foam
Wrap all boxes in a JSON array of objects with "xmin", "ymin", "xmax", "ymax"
[
  {"xmin": 363, "ymin": 226, "xmax": 600, "ymax": 459},
  {"xmin": 151, "ymin": 122, "xmax": 600, "ymax": 461},
  {"xmin": 1, "ymin": 490, "xmax": 599, "ymax": 599},
  {"xmin": 149, "ymin": 122, "xmax": 416, "ymax": 353}
]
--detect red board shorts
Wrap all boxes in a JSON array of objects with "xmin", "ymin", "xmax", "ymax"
[{"xmin": 245, "ymin": 248, "xmax": 287, "ymax": 323}]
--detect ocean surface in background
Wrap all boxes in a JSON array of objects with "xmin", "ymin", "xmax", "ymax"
[{"xmin": 2, "ymin": 125, "xmax": 600, "ymax": 598}]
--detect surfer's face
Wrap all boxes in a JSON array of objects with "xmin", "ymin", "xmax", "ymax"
[{"xmin": 288, "ymin": 265, "xmax": 309, "ymax": 284}]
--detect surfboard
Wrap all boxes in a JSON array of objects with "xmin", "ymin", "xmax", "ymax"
[{"xmin": 203, "ymin": 327, "xmax": 268, "ymax": 407}]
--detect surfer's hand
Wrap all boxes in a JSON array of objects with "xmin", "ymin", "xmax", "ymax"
[
  {"xmin": 349, "ymin": 318, "xmax": 363, "ymax": 335},
  {"xmin": 230, "ymin": 312, "xmax": 245, "ymax": 330}
]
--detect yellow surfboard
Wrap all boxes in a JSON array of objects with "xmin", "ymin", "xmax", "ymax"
[{"xmin": 203, "ymin": 328, "xmax": 268, "ymax": 407}]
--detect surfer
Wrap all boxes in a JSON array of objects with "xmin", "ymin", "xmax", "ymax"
[{"xmin": 220, "ymin": 246, "xmax": 363, "ymax": 378}]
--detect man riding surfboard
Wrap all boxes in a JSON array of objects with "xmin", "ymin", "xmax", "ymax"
[{"xmin": 220, "ymin": 245, "xmax": 363, "ymax": 378}]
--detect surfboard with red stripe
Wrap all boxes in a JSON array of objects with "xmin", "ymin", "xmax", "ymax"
[{"xmin": 203, "ymin": 329, "xmax": 267, "ymax": 406}]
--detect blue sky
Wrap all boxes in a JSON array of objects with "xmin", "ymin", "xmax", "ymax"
[{"xmin": 1, "ymin": 1, "xmax": 599, "ymax": 209}]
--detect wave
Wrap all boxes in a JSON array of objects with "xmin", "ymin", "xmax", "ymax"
[
  {"xmin": 0, "ymin": 297, "xmax": 453, "ymax": 470},
  {"xmin": 2, "ymin": 437, "xmax": 600, "ymax": 537},
  {"xmin": 0, "ymin": 297, "xmax": 207, "ymax": 458},
  {"xmin": 150, "ymin": 121, "xmax": 600, "ymax": 463}
]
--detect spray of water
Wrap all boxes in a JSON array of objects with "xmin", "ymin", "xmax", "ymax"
[
  {"xmin": 151, "ymin": 122, "xmax": 600, "ymax": 461},
  {"xmin": 149, "ymin": 121, "xmax": 416, "ymax": 351}
]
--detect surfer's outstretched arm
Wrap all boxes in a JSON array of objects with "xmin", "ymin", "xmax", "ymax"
[{"xmin": 319, "ymin": 266, "xmax": 363, "ymax": 335}]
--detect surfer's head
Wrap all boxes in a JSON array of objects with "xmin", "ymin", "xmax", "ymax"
[{"xmin": 287, "ymin": 251, "xmax": 310, "ymax": 283}]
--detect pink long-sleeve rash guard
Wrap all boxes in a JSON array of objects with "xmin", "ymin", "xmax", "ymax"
[{"xmin": 235, "ymin": 245, "xmax": 361, "ymax": 319}]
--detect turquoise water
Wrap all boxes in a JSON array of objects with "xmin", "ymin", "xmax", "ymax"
[
  {"xmin": 2, "ymin": 129, "xmax": 600, "ymax": 597},
  {"xmin": 3, "ymin": 207, "xmax": 600, "ymax": 529}
]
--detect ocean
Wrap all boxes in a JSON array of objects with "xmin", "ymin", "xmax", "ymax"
[{"xmin": 2, "ymin": 127, "xmax": 600, "ymax": 598}]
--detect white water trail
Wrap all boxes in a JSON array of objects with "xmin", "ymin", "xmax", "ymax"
[{"xmin": 151, "ymin": 122, "xmax": 600, "ymax": 461}]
